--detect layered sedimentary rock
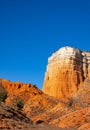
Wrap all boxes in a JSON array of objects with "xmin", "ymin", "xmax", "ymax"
[
  {"xmin": 0, "ymin": 78, "xmax": 38, "ymax": 95},
  {"xmin": 42, "ymin": 46, "xmax": 90, "ymax": 98}
]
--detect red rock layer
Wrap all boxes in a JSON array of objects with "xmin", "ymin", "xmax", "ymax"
[
  {"xmin": 42, "ymin": 46, "xmax": 90, "ymax": 98},
  {"xmin": 0, "ymin": 78, "xmax": 37, "ymax": 95}
]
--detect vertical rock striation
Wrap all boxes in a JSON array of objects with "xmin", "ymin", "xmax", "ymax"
[{"xmin": 42, "ymin": 46, "xmax": 90, "ymax": 98}]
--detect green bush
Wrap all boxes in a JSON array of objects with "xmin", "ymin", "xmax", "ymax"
[
  {"xmin": 0, "ymin": 90, "xmax": 7, "ymax": 102},
  {"xmin": 17, "ymin": 100, "xmax": 24, "ymax": 108},
  {"xmin": 68, "ymin": 99, "xmax": 73, "ymax": 107}
]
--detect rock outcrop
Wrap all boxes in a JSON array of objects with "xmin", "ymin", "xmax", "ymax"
[
  {"xmin": 0, "ymin": 78, "xmax": 42, "ymax": 97},
  {"xmin": 42, "ymin": 46, "xmax": 90, "ymax": 98}
]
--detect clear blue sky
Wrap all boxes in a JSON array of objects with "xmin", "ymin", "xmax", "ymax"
[{"xmin": 0, "ymin": 0, "xmax": 90, "ymax": 89}]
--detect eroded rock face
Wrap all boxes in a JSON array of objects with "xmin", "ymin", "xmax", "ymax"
[
  {"xmin": 42, "ymin": 46, "xmax": 90, "ymax": 98},
  {"xmin": 0, "ymin": 78, "xmax": 38, "ymax": 95}
]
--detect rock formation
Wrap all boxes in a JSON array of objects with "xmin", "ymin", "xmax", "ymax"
[
  {"xmin": 0, "ymin": 78, "xmax": 41, "ymax": 96},
  {"xmin": 42, "ymin": 46, "xmax": 90, "ymax": 98},
  {"xmin": 0, "ymin": 77, "xmax": 90, "ymax": 129}
]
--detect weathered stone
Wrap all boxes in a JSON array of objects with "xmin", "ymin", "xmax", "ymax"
[{"xmin": 42, "ymin": 46, "xmax": 90, "ymax": 98}]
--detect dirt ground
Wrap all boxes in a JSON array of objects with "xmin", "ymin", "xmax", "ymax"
[{"xmin": 22, "ymin": 124, "xmax": 77, "ymax": 130}]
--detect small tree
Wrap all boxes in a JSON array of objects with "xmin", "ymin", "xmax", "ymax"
[
  {"xmin": 17, "ymin": 100, "xmax": 24, "ymax": 109},
  {"xmin": 0, "ymin": 89, "xmax": 7, "ymax": 102}
]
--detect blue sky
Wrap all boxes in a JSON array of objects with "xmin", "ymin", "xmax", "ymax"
[{"xmin": 0, "ymin": 0, "xmax": 90, "ymax": 89}]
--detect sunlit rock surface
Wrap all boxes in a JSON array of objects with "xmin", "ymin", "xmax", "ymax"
[{"xmin": 42, "ymin": 46, "xmax": 90, "ymax": 98}]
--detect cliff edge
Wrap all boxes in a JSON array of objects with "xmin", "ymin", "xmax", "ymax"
[{"xmin": 42, "ymin": 46, "xmax": 90, "ymax": 98}]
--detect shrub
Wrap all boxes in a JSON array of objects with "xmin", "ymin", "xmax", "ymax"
[
  {"xmin": 0, "ymin": 90, "xmax": 7, "ymax": 102},
  {"xmin": 17, "ymin": 100, "xmax": 24, "ymax": 109},
  {"xmin": 68, "ymin": 99, "xmax": 73, "ymax": 107}
]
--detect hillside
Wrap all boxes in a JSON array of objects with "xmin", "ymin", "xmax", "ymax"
[
  {"xmin": 0, "ymin": 46, "xmax": 90, "ymax": 130},
  {"xmin": 0, "ymin": 77, "xmax": 90, "ymax": 129}
]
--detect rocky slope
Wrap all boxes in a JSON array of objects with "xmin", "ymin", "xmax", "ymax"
[
  {"xmin": 0, "ymin": 77, "xmax": 90, "ymax": 129},
  {"xmin": 0, "ymin": 102, "xmax": 31, "ymax": 129},
  {"xmin": 0, "ymin": 78, "xmax": 75, "ymax": 130},
  {"xmin": 42, "ymin": 46, "xmax": 90, "ymax": 98},
  {"xmin": 0, "ymin": 102, "xmax": 65, "ymax": 130}
]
